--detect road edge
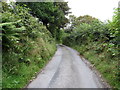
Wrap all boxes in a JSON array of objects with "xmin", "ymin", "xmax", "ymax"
[{"xmin": 64, "ymin": 45, "xmax": 111, "ymax": 88}]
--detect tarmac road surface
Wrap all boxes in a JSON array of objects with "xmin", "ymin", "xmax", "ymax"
[{"xmin": 27, "ymin": 45, "xmax": 109, "ymax": 88}]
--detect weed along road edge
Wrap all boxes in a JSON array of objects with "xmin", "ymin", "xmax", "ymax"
[{"xmin": 27, "ymin": 45, "xmax": 110, "ymax": 88}]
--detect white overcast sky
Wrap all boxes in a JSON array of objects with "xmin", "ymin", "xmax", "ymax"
[
  {"xmin": 7, "ymin": 0, "xmax": 119, "ymax": 21},
  {"xmin": 65, "ymin": 0, "xmax": 120, "ymax": 21}
]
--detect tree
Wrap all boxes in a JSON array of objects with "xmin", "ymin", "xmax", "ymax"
[
  {"xmin": 68, "ymin": 15, "xmax": 99, "ymax": 33},
  {"xmin": 17, "ymin": 2, "xmax": 70, "ymax": 40},
  {"xmin": 108, "ymin": 7, "xmax": 120, "ymax": 45}
]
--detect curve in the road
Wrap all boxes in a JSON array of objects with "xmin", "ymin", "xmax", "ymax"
[{"xmin": 27, "ymin": 45, "xmax": 110, "ymax": 88}]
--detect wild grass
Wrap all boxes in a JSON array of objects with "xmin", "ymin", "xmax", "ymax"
[
  {"xmin": 72, "ymin": 44, "xmax": 119, "ymax": 88},
  {"xmin": 2, "ymin": 38, "xmax": 56, "ymax": 88},
  {"xmin": 0, "ymin": 53, "xmax": 2, "ymax": 89}
]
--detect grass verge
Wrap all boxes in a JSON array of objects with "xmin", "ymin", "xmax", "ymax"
[
  {"xmin": 72, "ymin": 44, "xmax": 119, "ymax": 89},
  {"xmin": 2, "ymin": 38, "xmax": 56, "ymax": 88}
]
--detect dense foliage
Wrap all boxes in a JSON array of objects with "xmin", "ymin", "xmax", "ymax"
[
  {"xmin": 2, "ymin": 2, "xmax": 56, "ymax": 88},
  {"xmin": 2, "ymin": 1, "xmax": 119, "ymax": 89},
  {"xmin": 63, "ymin": 10, "xmax": 120, "ymax": 88},
  {"xmin": 17, "ymin": 2, "xmax": 70, "ymax": 41}
]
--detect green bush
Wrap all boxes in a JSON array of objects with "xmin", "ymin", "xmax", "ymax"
[
  {"xmin": 62, "ymin": 14, "xmax": 120, "ymax": 88},
  {"xmin": 2, "ymin": 2, "xmax": 56, "ymax": 88}
]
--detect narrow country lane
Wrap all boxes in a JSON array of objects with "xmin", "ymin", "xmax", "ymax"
[{"xmin": 27, "ymin": 45, "xmax": 110, "ymax": 88}]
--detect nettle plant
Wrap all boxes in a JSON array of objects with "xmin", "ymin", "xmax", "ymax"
[
  {"xmin": 2, "ymin": 2, "xmax": 26, "ymax": 52},
  {"xmin": 2, "ymin": 2, "xmax": 44, "ymax": 52}
]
